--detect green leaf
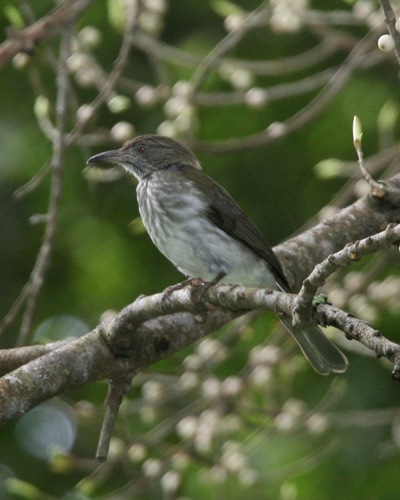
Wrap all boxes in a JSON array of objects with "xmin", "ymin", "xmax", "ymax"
[
  {"xmin": 107, "ymin": 0, "xmax": 125, "ymax": 31},
  {"xmin": 3, "ymin": 5, "xmax": 25, "ymax": 29},
  {"xmin": 210, "ymin": 0, "xmax": 246, "ymax": 18}
]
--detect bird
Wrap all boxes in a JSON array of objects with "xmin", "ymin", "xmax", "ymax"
[{"xmin": 87, "ymin": 134, "xmax": 348, "ymax": 375}]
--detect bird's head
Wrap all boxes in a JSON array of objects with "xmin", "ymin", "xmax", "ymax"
[{"xmin": 87, "ymin": 134, "xmax": 201, "ymax": 180}]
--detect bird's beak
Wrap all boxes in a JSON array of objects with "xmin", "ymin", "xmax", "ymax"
[{"xmin": 86, "ymin": 149, "xmax": 128, "ymax": 166}]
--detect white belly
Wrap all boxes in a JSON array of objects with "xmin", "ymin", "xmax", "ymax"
[{"xmin": 137, "ymin": 176, "xmax": 277, "ymax": 289}]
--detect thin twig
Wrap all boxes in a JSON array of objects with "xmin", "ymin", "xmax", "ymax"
[
  {"xmin": 13, "ymin": 160, "xmax": 51, "ymax": 200},
  {"xmin": 189, "ymin": 26, "xmax": 380, "ymax": 153},
  {"xmin": 96, "ymin": 373, "xmax": 136, "ymax": 462},
  {"xmin": 17, "ymin": 24, "xmax": 73, "ymax": 345},
  {"xmin": 193, "ymin": 69, "xmax": 336, "ymax": 106},
  {"xmin": 0, "ymin": 0, "xmax": 93, "ymax": 69},
  {"xmin": 67, "ymin": 1, "xmax": 139, "ymax": 146},
  {"xmin": 190, "ymin": 1, "xmax": 270, "ymax": 93},
  {"xmin": 293, "ymin": 223, "xmax": 400, "ymax": 326},
  {"xmin": 353, "ymin": 116, "xmax": 388, "ymax": 197},
  {"xmin": 130, "ymin": 29, "xmax": 349, "ymax": 77}
]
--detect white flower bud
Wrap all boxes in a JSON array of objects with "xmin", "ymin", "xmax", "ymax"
[
  {"xmin": 354, "ymin": 178, "xmax": 371, "ymax": 198},
  {"xmin": 142, "ymin": 458, "xmax": 162, "ymax": 478},
  {"xmin": 224, "ymin": 13, "xmax": 245, "ymax": 32},
  {"xmin": 172, "ymin": 80, "xmax": 193, "ymax": 98},
  {"xmin": 34, "ymin": 95, "xmax": 50, "ymax": 119},
  {"xmin": 245, "ymin": 87, "xmax": 268, "ymax": 108},
  {"xmin": 177, "ymin": 371, "xmax": 199, "ymax": 391},
  {"xmin": 266, "ymin": 121, "xmax": 286, "ymax": 139},
  {"xmin": 164, "ymin": 96, "xmax": 190, "ymax": 118},
  {"xmin": 161, "ymin": 471, "xmax": 180, "ymax": 494},
  {"xmin": 138, "ymin": 11, "xmax": 163, "ymax": 34},
  {"xmin": 75, "ymin": 67, "xmax": 101, "ymax": 88},
  {"xmin": 76, "ymin": 104, "xmax": 95, "ymax": 123},
  {"xmin": 110, "ymin": 121, "xmax": 135, "ymax": 142},
  {"xmin": 183, "ymin": 353, "xmax": 202, "ymax": 371},
  {"xmin": 12, "ymin": 52, "xmax": 30, "ymax": 69},
  {"xmin": 275, "ymin": 411, "xmax": 297, "ymax": 431},
  {"xmin": 107, "ymin": 95, "xmax": 131, "ymax": 113},
  {"xmin": 201, "ymin": 377, "xmax": 222, "ymax": 400},
  {"xmin": 157, "ymin": 120, "xmax": 178, "ymax": 137},
  {"xmin": 353, "ymin": 1, "xmax": 376, "ymax": 21},
  {"xmin": 74, "ymin": 401, "xmax": 96, "ymax": 419},
  {"xmin": 128, "ymin": 443, "xmax": 147, "ymax": 463},
  {"xmin": 107, "ymin": 437, "xmax": 125, "ymax": 459},
  {"xmin": 306, "ymin": 413, "xmax": 329, "ymax": 434},
  {"xmin": 197, "ymin": 338, "xmax": 227, "ymax": 361},
  {"xmin": 221, "ymin": 448, "xmax": 247, "ymax": 472},
  {"xmin": 176, "ymin": 415, "xmax": 198, "ymax": 439},
  {"xmin": 78, "ymin": 26, "xmax": 102, "ymax": 48},
  {"xmin": 249, "ymin": 365, "xmax": 272, "ymax": 387},
  {"xmin": 283, "ymin": 398, "xmax": 307, "ymax": 418},
  {"xmin": 378, "ymin": 34, "xmax": 395, "ymax": 52},
  {"xmin": 67, "ymin": 52, "xmax": 91, "ymax": 73},
  {"xmin": 250, "ymin": 345, "xmax": 280, "ymax": 365},
  {"xmin": 174, "ymin": 111, "xmax": 196, "ymax": 133},
  {"xmin": 142, "ymin": 380, "xmax": 164, "ymax": 401},
  {"xmin": 221, "ymin": 376, "xmax": 243, "ymax": 397},
  {"xmin": 135, "ymin": 85, "xmax": 158, "ymax": 107},
  {"xmin": 144, "ymin": 0, "xmax": 168, "ymax": 14},
  {"xmin": 230, "ymin": 67, "xmax": 253, "ymax": 90}
]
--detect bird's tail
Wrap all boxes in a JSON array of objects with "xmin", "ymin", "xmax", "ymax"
[{"xmin": 280, "ymin": 315, "xmax": 348, "ymax": 375}]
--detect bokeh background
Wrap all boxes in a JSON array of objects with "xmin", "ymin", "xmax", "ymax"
[{"xmin": 1, "ymin": 1, "xmax": 400, "ymax": 498}]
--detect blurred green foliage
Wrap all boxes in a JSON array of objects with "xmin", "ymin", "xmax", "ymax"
[{"xmin": 1, "ymin": 0, "xmax": 400, "ymax": 499}]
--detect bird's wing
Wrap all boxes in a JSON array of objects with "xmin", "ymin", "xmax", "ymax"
[
  {"xmin": 205, "ymin": 203, "xmax": 290, "ymax": 291},
  {"xmin": 186, "ymin": 167, "xmax": 291, "ymax": 291}
]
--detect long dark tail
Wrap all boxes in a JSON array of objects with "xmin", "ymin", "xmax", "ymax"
[{"xmin": 280, "ymin": 316, "xmax": 348, "ymax": 375}]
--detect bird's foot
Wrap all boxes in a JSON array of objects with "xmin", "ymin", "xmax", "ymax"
[
  {"xmin": 189, "ymin": 272, "xmax": 227, "ymax": 306},
  {"xmin": 161, "ymin": 277, "xmax": 204, "ymax": 309},
  {"xmin": 161, "ymin": 272, "xmax": 226, "ymax": 309},
  {"xmin": 198, "ymin": 271, "xmax": 226, "ymax": 295}
]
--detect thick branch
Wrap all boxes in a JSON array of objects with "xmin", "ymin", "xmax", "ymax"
[
  {"xmin": 1, "ymin": 279, "xmax": 400, "ymax": 425},
  {"xmin": 0, "ymin": 301, "xmax": 234, "ymax": 424}
]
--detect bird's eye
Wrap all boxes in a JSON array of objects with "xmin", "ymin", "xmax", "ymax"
[{"xmin": 137, "ymin": 144, "xmax": 146, "ymax": 153}]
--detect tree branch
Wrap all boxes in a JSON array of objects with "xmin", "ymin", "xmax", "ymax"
[
  {"xmin": 188, "ymin": 26, "xmax": 380, "ymax": 153},
  {"xmin": 0, "ymin": 0, "xmax": 93, "ymax": 70},
  {"xmin": 1, "ymin": 167, "xmax": 400, "ymax": 429},
  {"xmin": 293, "ymin": 223, "xmax": 400, "ymax": 326},
  {"xmin": 275, "ymin": 174, "xmax": 400, "ymax": 290},
  {"xmin": 1, "ymin": 276, "xmax": 399, "ymax": 427}
]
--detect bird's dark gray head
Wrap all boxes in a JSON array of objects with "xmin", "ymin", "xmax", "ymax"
[{"xmin": 87, "ymin": 134, "xmax": 201, "ymax": 180}]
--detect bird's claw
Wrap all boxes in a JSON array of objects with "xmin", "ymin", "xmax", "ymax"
[
  {"xmin": 161, "ymin": 277, "xmax": 205, "ymax": 308},
  {"xmin": 161, "ymin": 274, "xmax": 225, "ymax": 310}
]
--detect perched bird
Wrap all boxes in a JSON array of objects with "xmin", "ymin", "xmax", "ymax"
[{"xmin": 87, "ymin": 134, "xmax": 347, "ymax": 375}]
